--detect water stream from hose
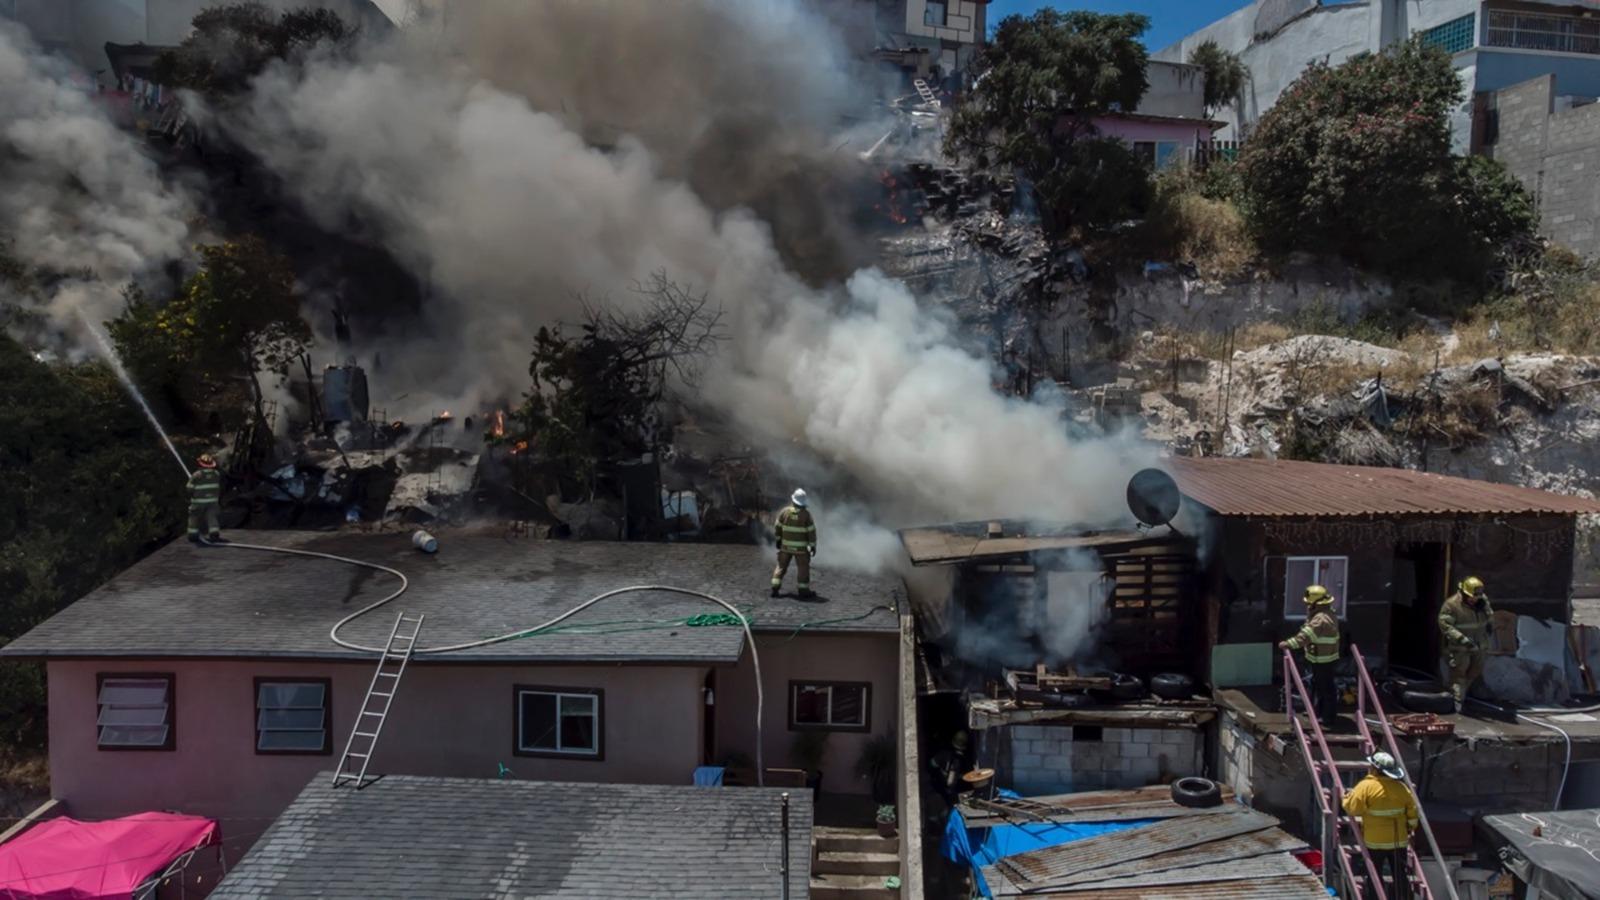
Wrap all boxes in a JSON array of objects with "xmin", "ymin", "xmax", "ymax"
[{"xmin": 76, "ymin": 310, "xmax": 190, "ymax": 478}]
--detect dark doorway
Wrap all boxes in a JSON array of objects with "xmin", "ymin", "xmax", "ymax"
[
  {"xmin": 1391, "ymin": 543, "xmax": 1446, "ymax": 673},
  {"xmin": 702, "ymin": 670, "xmax": 716, "ymax": 765}
]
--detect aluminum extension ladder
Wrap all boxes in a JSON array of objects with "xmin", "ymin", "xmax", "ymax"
[
  {"xmin": 1283, "ymin": 647, "xmax": 1458, "ymax": 900},
  {"xmin": 913, "ymin": 78, "xmax": 941, "ymax": 109},
  {"xmin": 332, "ymin": 612, "xmax": 424, "ymax": 788}
]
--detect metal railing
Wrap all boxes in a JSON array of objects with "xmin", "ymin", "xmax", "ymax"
[
  {"xmin": 1486, "ymin": 10, "xmax": 1600, "ymax": 56},
  {"xmin": 1282, "ymin": 649, "xmax": 1387, "ymax": 898},
  {"xmin": 1350, "ymin": 646, "xmax": 1460, "ymax": 900}
]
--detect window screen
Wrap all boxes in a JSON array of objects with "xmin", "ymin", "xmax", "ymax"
[
  {"xmin": 256, "ymin": 680, "xmax": 329, "ymax": 753},
  {"xmin": 516, "ymin": 688, "xmax": 601, "ymax": 756},
  {"xmin": 97, "ymin": 676, "xmax": 171, "ymax": 749},
  {"xmin": 790, "ymin": 682, "xmax": 870, "ymax": 731},
  {"xmin": 1284, "ymin": 556, "xmax": 1350, "ymax": 619}
]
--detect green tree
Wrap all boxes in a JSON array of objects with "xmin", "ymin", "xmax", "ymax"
[
  {"xmin": 1239, "ymin": 40, "xmax": 1535, "ymax": 281},
  {"xmin": 109, "ymin": 237, "xmax": 310, "ymax": 424},
  {"xmin": 0, "ymin": 335, "xmax": 185, "ymax": 750},
  {"xmin": 1188, "ymin": 40, "xmax": 1248, "ymax": 115},
  {"xmin": 945, "ymin": 10, "xmax": 1153, "ymax": 235},
  {"xmin": 154, "ymin": 2, "xmax": 351, "ymax": 99}
]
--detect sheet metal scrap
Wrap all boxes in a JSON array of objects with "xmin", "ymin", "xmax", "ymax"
[
  {"xmin": 961, "ymin": 785, "xmax": 1237, "ymax": 826},
  {"xmin": 1023, "ymin": 830, "xmax": 1308, "ymax": 890},
  {"xmin": 995, "ymin": 808, "xmax": 1280, "ymax": 886},
  {"xmin": 989, "ymin": 874, "xmax": 1328, "ymax": 898}
]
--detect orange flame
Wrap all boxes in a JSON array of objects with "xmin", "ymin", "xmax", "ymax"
[
  {"xmin": 492, "ymin": 410, "xmax": 506, "ymax": 438},
  {"xmin": 878, "ymin": 168, "xmax": 908, "ymax": 225},
  {"xmin": 509, "ymin": 440, "xmax": 529, "ymax": 455}
]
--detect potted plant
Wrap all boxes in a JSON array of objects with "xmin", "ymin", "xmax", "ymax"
[
  {"xmin": 875, "ymin": 804, "xmax": 897, "ymax": 838},
  {"xmin": 854, "ymin": 733, "xmax": 897, "ymax": 804},
  {"xmin": 791, "ymin": 731, "xmax": 830, "ymax": 801}
]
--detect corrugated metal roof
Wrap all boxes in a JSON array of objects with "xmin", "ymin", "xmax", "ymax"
[
  {"xmin": 990, "ymin": 874, "xmax": 1328, "ymax": 899},
  {"xmin": 1032, "ymin": 829, "xmax": 1308, "ymax": 889},
  {"xmin": 899, "ymin": 523, "xmax": 1177, "ymax": 566},
  {"xmin": 959, "ymin": 786, "xmax": 1235, "ymax": 826},
  {"xmin": 995, "ymin": 809, "xmax": 1280, "ymax": 885},
  {"xmin": 1168, "ymin": 457, "xmax": 1600, "ymax": 518}
]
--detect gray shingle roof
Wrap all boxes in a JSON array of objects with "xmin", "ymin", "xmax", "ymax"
[
  {"xmin": 210, "ymin": 774, "xmax": 813, "ymax": 899},
  {"xmin": 0, "ymin": 532, "xmax": 901, "ymax": 662}
]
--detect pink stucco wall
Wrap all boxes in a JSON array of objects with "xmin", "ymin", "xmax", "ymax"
[
  {"xmin": 47, "ymin": 659, "xmax": 708, "ymax": 830},
  {"xmin": 713, "ymin": 633, "xmax": 900, "ymax": 796},
  {"xmin": 1091, "ymin": 116, "xmax": 1216, "ymax": 147}
]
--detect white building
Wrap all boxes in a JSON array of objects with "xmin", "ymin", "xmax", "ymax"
[{"xmin": 1155, "ymin": 0, "xmax": 1600, "ymax": 150}]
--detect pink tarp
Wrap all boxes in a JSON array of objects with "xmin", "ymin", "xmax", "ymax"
[{"xmin": 0, "ymin": 813, "xmax": 218, "ymax": 900}]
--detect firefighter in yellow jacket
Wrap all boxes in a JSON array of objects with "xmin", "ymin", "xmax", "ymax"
[
  {"xmin": 1279, "ymin": 584, "xmax": 1341, "ymax": 727},
  {"xmin": 1343, "ymin": 751, "xmax": 1419, "ymax": 900},
  {"xmin": 1439, "ymin": 576, "xmax": 1493, "ymax": 712},
  {"xmin": 771, "ymin": 489, "xmax": 817, "ymax": 598}
]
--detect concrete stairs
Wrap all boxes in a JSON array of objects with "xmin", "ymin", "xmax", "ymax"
[{"xmin": 809, "ymin": 826, "xmax": 899, "ymax": 899}]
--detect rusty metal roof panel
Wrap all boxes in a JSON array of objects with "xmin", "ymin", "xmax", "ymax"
[
  {"xmin": 985, "ymin": 873, "xmax": 1327, "ymax": 898},
  {"xmin": 1168, "ymin": 457, "xmax": 1600, "ymax": 518},
  {"xmin": 899, "ymin": 523, "xmax": 1181, "ymax": 566},
  {"xmin": 1029, "ymin": 828, "xmax": 1309, "ymax": 889},
  {"xmin": 994, "ymin": 809, "xmax": 1280, "ymax": 886}
]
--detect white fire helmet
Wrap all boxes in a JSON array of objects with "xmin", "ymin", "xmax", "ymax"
[
  {"xmin": 791, "ymin": 488, "xmax": 808, "ymax": 508},
  {"xmin": 1368, "ymin": 751, "xmax": 1405, "ymax": 780}
]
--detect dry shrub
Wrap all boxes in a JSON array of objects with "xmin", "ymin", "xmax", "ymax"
[{"xmin": 1165, "ymin": 192, "xmax": 1256, "ymax": 279}]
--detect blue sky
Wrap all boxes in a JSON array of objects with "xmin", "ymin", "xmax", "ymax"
[{"xmin": 985, "ymin": 1, "xmax": 1251, "ymax": 51}]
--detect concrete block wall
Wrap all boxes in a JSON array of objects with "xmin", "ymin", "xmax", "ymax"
[
  {"xmin": 1490, "ymin": 75, "xmax": 1600, "ymax": 257},
  {"xmin": 904, "ymin": 0, "xmax": 981, "ymax": 45},
  {"xmin": 1216, "ymin": 711, "xmax": 1259, "ymax": 804},
  {"xmin": 1005, "ymin": 725, "xmax": 1201, "ymax": 796}
]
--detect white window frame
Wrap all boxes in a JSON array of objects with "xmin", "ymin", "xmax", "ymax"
[
  {"xmin": 96, "ymin": 675, "xmax": 172, "ymax": 750},
  {"xmin": 255, "ymin": 680, "xmax": 330, "ymax": 754},
  {"xmin": 1283, "ymin": 555, "xmax": 1349, "ymax": 619},
  {"xmin": 515, "ymin": 687, "xmax": 602, "ymax": 758},
  {"xmin": 789, "ymin": 681, "xmax": 870, "ymax": 732}
]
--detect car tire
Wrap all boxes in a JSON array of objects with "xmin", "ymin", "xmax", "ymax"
[
  {"xmin": 1400, "ymin": 690, "xmax": 1455, "ymax": 714},
  {"xmin": 1386, "ymin": 676, "xmax": 1444, "ymax": 695},
  {"xmin": 1171, "ymin": 776, "xmax": 1223, "ymax": 808},
  {"xmin": 1151, "ymin": 673, "xmax": 1195, "ymax": 701},
  {"xmin": 1103, "ymin": 673, "xmax": 1146, "ymax": 702}
]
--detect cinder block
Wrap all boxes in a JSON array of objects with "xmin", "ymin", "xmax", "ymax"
[
  {"xmin": 1011, "ymin": 725, "xmax": 1041, "ymax": 740},
  {"xmin": 1103, "ymin": 728, "xmax": 1129, "ymax": 743},
  {"xmin": 1122, "ymin": 742, "xmax": 1150, "ymax": 759},
  {"xmin": 1012, "ymin": 752, "xmax": 1043, "ymax": 769}
]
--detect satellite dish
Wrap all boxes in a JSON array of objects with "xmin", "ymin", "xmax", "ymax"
[{"xmin": 1127, "ymin": 468, "xmax": 1181, "ymax": 528}]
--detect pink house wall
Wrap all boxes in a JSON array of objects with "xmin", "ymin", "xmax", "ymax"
[
  {"xmin": 713, "ymin": 633, "xmax": 900, "ymax": 796},
  {"xmin": 1091, "ymin": 116, "xmax": 1216, "ymax": 147},
  {"xmin": 47, "ymin": 659, "xmax": 709, "ymax": 831}
]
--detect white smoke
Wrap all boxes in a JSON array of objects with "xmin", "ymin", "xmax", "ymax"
[
  {"xmin": 211, "ymin": 0, "xmax": 1156, "ymax": 555},
  {"xmin": 0, "ymin": 22, "xmax": 193, "ymax": 333}
]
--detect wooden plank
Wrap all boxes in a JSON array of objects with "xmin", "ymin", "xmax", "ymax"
[{"xmin": 0, "ymin": 798, "xmax": 62, "ymax": 846}]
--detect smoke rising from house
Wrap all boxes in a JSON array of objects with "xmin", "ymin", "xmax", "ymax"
[
  {"xmin": 0, "ymin": 22, "xmax": 194, "ymax": 336},
  {"xmin": 222, "ymin": 0, "xmax": 1154, "ymax": 557}
]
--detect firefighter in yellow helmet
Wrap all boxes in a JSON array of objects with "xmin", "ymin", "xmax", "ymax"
[
  {"xmin": 1343, "ymin": 750, "xmax": 1419, "ymax": 900},
  {"xmin": 186, "ymin": 454, "xmax": 224, "ymax": 544},
  {"xmin": 771, "ymin": 489, "xmax": 817, "ymax": 598},
  {"xmin": 1279, "ymin": 584, "xmax": 1341, "ymax": 727},
  {"xmin": 1439, "ymin": 576, "xmax": 1493, "ymax": 712}
]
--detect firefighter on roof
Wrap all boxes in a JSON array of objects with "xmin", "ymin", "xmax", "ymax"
[
  {"xmin": 1279, "ymin": 584, "xmax": 1341, "ymax": 727},
  {"xmin": 186, "ymin": 454, "xmax": 224, "ymax": 544},
  {"xmin": 771, "ymin": 489, "xmax": 816, "ymax": 598},
  {"xmin": 1439, "ymin": 576, "xmax": 1493, "ymax": 712}
]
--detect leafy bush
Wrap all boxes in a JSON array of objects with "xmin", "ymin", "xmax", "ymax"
[
  {"xmin": 947, "ymin": 10, "xmax": 1152, "ymax": 236},
  {"xmin": 0, "ymin": 336, "xmax": 185, "ymax": 750},
  {"xmin": 1239, "ymin": 40, "xmax": 1535, "ymax": 282},
  {"xmin": 1147, "ymin": 169, "xmax": 1255, "ymax": 278},
  {"xmin": 154, "ymin": 3, "xmax": 352, "ymax": 99}
]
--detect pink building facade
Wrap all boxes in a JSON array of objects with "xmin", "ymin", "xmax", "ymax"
[{"xmin": 1090, "ymin": 114, "xmax": 1223, "ymax": 169}]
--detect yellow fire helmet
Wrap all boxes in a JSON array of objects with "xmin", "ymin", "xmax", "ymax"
[
  {"xmin": 1460, "ymin": 576, "xmax": 1485, "ymax": 599},
  {"xmin": 1303, "ymin": 584, "xmax": 1333, "ymax": 606}
]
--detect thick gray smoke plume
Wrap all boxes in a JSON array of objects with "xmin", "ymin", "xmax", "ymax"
[
  {"xmin": 224, "ymin": 0, "xmax": 1156, "ymax": 555},
  {"xmin": 0, "ymin": 22, "xmax": 193, "ymax": 333}
]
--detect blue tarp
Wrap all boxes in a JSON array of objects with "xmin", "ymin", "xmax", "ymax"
[{"xmin": 941, "ymin": 793, "xmax": 1159, "ymax": 898}]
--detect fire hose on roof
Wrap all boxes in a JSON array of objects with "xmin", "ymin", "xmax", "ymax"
[{"xmin": 199, "ymin": 536, "xmax": 766, "ymax": 785}]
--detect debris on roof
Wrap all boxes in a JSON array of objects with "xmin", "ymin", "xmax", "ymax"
[
  {"xmin": 1168, "ymin": 456, "xmax": 1600, "ymax": 518},
  {"xmin": 899, "ymin": 520, "xmax": 1181, "ymax": 566}
]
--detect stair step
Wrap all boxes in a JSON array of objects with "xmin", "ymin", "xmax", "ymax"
[
  {"xmin": 813, "ymin": 827, "xmax": 898, "ymax": 854},
  {"xmin": 809, "ymin": 873, "xmax": 899, "ymax": 899},
  {"xmin": 814, "ymin": 850, "xmax": 899, "ymax": 877}
]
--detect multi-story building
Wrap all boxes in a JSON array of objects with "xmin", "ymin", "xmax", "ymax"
[{"xmin": 1155, "ymin": 0, "xmax": 1600, "ymax": 151}]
